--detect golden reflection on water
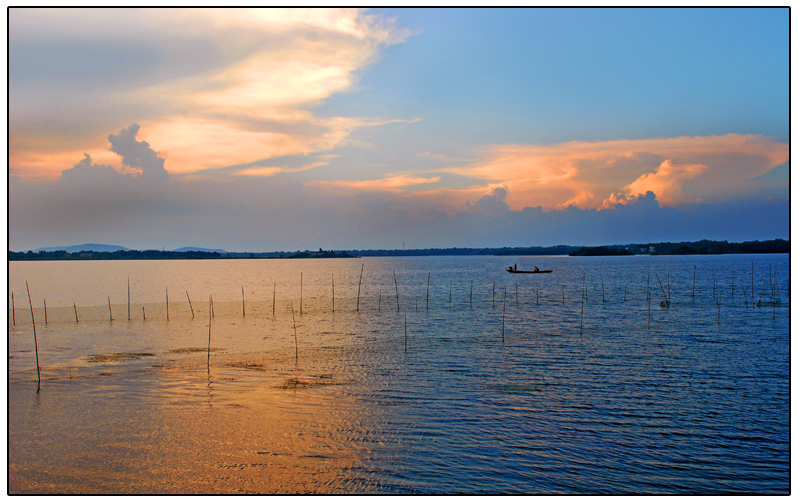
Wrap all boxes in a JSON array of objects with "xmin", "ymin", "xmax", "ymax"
[{"xmin": 9, "ymin": 303, "xmax": 386, "ymax": 494}]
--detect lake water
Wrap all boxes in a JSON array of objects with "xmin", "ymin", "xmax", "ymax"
[{"xmin": 8, "ymin": 254, "xmax": 790, "ymax": 494}]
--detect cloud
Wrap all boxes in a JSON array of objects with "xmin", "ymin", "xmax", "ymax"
[
  {"xmin": 308, "ymin": 175, "xmax": 441, "ymax": 192},
  {"xmin": 108, "ymin": 124, "xmax": 168, "ymax": 180},
  {"xmin": 10, "ymin": 8, "xmax": 411, "ymax": 180},
  {"xmin": 443, "ymin": 134, "xmax": 788, "ymax": 211},
  {"xmin": 462, "ymin": 185, "xmax": 510, "ymax": 215}
]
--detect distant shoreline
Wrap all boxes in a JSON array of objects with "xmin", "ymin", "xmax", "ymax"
[{"xmin": 8, "ymin": 239, "xmax": 789, "ymax": 261}]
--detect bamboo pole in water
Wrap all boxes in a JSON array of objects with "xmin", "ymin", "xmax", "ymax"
[
  {"xmin": 449, "ymin": 281, "xmax": 452, "ymax": 309},
  {"xmin": 26, "ymin": 282, "xmax": 40, "ymax": 386},
  {"xmin": 692, "ymin": 265, "xmax": 696, "ymax": 301},
  {"xmin": 242, "ymin": 286, "xmax": 245, "ymax": 317},
  {"xmin": 470, "ymin": 280, "xmax": 473, "ymax": 309},
  {"xmin": 516, "ymin": 283, "xmax": 518, "ymax": 307},
  {"xmin": 273, "ymin": 283, "xmax": 276, "ymax": 316},
  {"xmin": 12, "ymin": 292, "xmax": 15, "ymax": 326},
  {"xmin": 43, "ymin": 299, "xmax": 47, "ymax": 326},
  {"xmin": 655, "ymin": 273, "xmax": 669, "ymax": 307},
  {"xmin": 166, "ymin": 287, "xmax": 169, "ymax": 321},
  {"xmin": 74, "ymin": 303, "xmax": 79, "ymax": 323},
  {"xmin": 647, "ymin": 283, "xmax": 651, "ymax": 330},
  {"xmin": 536, "ymin": 282, "xmax": 539, "ymax": 306},
  {"xmin": 108, "ymin": 296, "xmax": 113, "ymax": 322},
  {"xmin": 356, "ymin": 264, "xmax": 364, "ymax": 313},
  {"xmin": 207, "ymin": 295, "xmax": 212, "ymax": 371},
  {"xmin": 300, "ymin": 273, "xmax": 303, "ymax": 316},
  {"xmin": 291, "ymin": 303, "xmax": 298, "ymax": 361},
  {"xmin": 332, "ymin": 274, "xmax": 335, "ymax": 313},
  {"xmin": 393, "ymin": 271, "xmax": 400, "ymax": 311},
  {"xmin": 580, "ymin": 274, "xmax": 585, "ymax": 335},
  {"xmin": 502, "ymin": 287, "xmax": 506, "ymax": 342},
  {"xmin": 186, "ymin": 291, "xmax": 195, "ymax": 319},
  {"xmin": 211, "ymin": 296, "xmax": 215, "ymax": 318},
  {"xmin": 378, "ymin": 290, "xmax": 382, "ymax": 314},
  {"xmin": 623, "ymin": 285, "xmax": 627, "ymax": 302},
  {"xmin": 142, "ymin": 306, "xmax": 146, "ymax": 320},
  {"xmin": 404, "ymin": 311, "xmax": 407, "ymax": 353},
  {"xmin": 492, "ymin": 281, "xmax": 495, "ymax": 308},
  {"xmin": 601, "ymin": 278, "xmax": 605, "ymax": 303},
  {"xmin": 128, "ymin": 277, "xmax": 131, "ymax": 321},
  {"xmin": 562, "ymin": 285, "xmax": 565, "ymax": 304},
  {"xmin": 426, "ymin": 272, "xmax": 430, "ymax": 311}
]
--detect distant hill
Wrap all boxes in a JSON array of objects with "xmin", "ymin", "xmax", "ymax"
[
  {"xmin": 35, "ymin": 243, "xmax": 131, "ymax": 253},
  {"xmin": 172, "ymin": 247, "xmax": 228, "ymax": 254}
]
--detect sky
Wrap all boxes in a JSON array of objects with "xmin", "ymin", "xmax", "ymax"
[{"xmin": 8, "ymin": 7, "xmax": 790, "ymax": 252}]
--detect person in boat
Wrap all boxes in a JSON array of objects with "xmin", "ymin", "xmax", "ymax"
[
  {"xmin": 514, "ymin": 264, "xmax": 518, "ymax": 271},
  {"xmin": 534, "ymin": 266, "xmax": 539, "ymax": 272}
]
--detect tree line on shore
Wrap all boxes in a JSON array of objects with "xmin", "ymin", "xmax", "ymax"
[{"xmin": 8, "ymin": 239, "xmax": 788, "ymax": 261}]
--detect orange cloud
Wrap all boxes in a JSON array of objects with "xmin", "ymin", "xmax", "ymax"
[
  {"xmin": 309, "ymin": 175, "xmax": 441, "ymax": 192},
  {"xmin": 444, "ymin": 134, "xmax": 788, "ymax": 210}
]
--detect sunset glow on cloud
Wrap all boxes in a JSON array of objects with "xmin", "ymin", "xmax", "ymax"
[{"xmin": 8, "ymin": 8, "xmax": 788, "ymax": 251}]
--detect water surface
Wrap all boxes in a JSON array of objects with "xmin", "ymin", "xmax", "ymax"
[{"xmin": 8, "ymin": 254, "xmax": 790, "ymax": 494}]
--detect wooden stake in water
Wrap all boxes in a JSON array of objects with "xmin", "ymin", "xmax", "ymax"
[
  {"xmin": 43, "ymin": 299, "xmax": 47, "ymax": 326},
  {"xmin": 26, "ymin": 282, "xmax": 40, "ymax": 386},
  {"xmin": 536, "ymin": 282, "xmax": 539, "ymax": 306},
  {"xmin": 211, "ymin": 296, "xmax": 215, "ymax": 318},
  {"xmin": 601, "ymin": 278, "xmax": 605, "ymax": 303},
  {"xmin": 647, "ymin": 284, "xmax": 651, "ymax": 330},
  {"xmin": 108, "ymin": 296, "xmax": 113, "ymax": 322},
  {"xmin": 692, "ymin": 265, "xmax": 696, "ymax": 301},
  {"xmin": 186, "ymin": 291, "xmax": 195, "ymax": 319},
  {"xmin": 12, "ymin": 292, "xmax": 15, "ymax": 326},
  {"xmin": 300, "ymin": 273, "xmax": 303, "ymax": 315},
  {"xmin": 580, "ymin": 274, "xmax": 585, "ymax": 335},
  {"xmin": 516, "ymin": 283, "xmax": 519, "ymax": 307},
  {"xmin": 502, "ymin": 287, "xmax": 506, "ymax": 343},
  {"xmin": 128, "ymin": 277, "xmax": 131, "ymax": 321},
  {"xmin": 426, "ymin": 272, "xmax": 430, "ymax": 311},
  {"xmin": 273, "ymin": 283, "xmax": 276, "ymax": 316},
  {"xmin": 207, "ymin": 295, "xmax": 212, "ymax": 371},
  {"xmin": 356, "ymin": 264, "xmax": 364, "ymax": 313},
  {"xmin": 242, "ymin": 286, "xmax": 245, "ymax": 317},
  {"xmin": 449, "ymin": 281, "xmax": 452, "ymax": 308},
  {"xmin": 623, "ymin": 285, "xmax": 627, "ymax": 302},
  {"xmin": 562, "ymin": 285, "xmax": 565, "ymax": 304},
  {"xmin": 404, "ymin": 311, "xmax": 407, "ymax": 353},
  {"xmin": 332, "ymin": 273, "xmax": 335, "ymax": 313},
  {"xmin": 378, "ymin": 290, "xmax": 382, "ymax": 314},
  {"xmin": 291, "ymin": 303, "xmax": 298, "ymax": 361},
  {"xmin": 166, "ymin": 287, "xmax": 169, "ymax": 321},
  {"xmin": 393, "ymin": 270, "xmax": 400, "ymax": 311},
  {"xmin": 142, "ymin": 306, "xmax": 146, "ymax": 320},
  {"xmin": 470, "ymin": 280, "xmax": 473, "ymax": 309},
  {"xmin": 74, "ymin": 303, "xmax": 79, "ymax": 323},
  {"xmin": 492, "ymin": 281, "xmax": 495, "ymax": 308}
]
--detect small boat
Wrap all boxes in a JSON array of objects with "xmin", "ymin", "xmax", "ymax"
[{"xmin": 507, "ymin": 267, "xmax": 552, "ymax": 274}]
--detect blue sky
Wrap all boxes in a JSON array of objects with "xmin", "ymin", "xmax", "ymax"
[{"xmin": 8, "ymin": 8, "xmax": 789, "ymax": 251}]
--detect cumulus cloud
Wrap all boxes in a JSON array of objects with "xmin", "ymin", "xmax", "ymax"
[
  {"xmin": 443, "ymin": 134, "xmax": 788, "ymax": 211},
  {"xmin": 108, "ymin": 124, "xmax": 168, "ymax": 180},
  {"xmin": 463, "ymin": 185, "xmax": 510, "ymax": 215},
  {"xmin": 58, "ymin": 125, "xmax": 167, "ymax": 187}
]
